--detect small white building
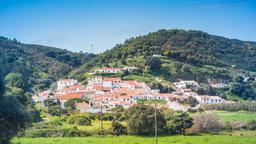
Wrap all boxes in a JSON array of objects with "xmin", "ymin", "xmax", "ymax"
[
  {"xmin": 195, "ymin": 95, "xmax": 225, "ymax": 105},
  {"xmin": 122, "ymin": 66, "xmax": 138, "ymax": 72},
  {"xmin": 210, "ymin": 83, "xmax": 229, "ymax": 88},
  {"xmin": 96, "ymin": 68, "xmax": 122, "ymax": 73},
  {"xmin": 57, "ymin": 79, "xmax": 78, "ymax": 90},
  {"xmin": 174, "ymin": 80, "xmax": 199, "ymax": 89}
]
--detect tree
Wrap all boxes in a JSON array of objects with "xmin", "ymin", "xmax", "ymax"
[
  {"xmin": 64, "ymin": 98, "xmax": 84, "ymax": 110},
  {"xmin": 111, "ymin": 120, "xmax": 127, "ymax": 135},
  {"xmin": 146, "ymin": 57, "xmax": 162, "ymax": 71},
  {"xmin": 125, "ymin": 104, "xmax": 166, "ymax": 135},
  {"xmin": 44, "ymin": 99, "xmax": 61, "ymax": 116},
  {"xmin": 167, "ymin": 112, "xmax": 193, "ymax": 135},
  {"xmin": 189, "ymin": 113, "xmax": 223, "ymax": 133},
  {"xmin": 0, "ymin": 74, "xmax": 28, "ymax": 144},
  {"xmin": 4, "ymin": 72, "xmax": 25, "ymax": 88}
]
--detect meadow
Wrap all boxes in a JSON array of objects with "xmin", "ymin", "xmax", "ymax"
[
  {"xmin": 12, "ymin": 134, "xmax": 256, "ymax": 144},
  {"xmin": 212, "ymin": 111, "xmax": 256, "ymax": 122}
]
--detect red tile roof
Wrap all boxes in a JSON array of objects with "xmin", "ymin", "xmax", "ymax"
[
  {"xmin": 58, "ymin": 92, "xmax": 85, "ymax": 100},
  {"xmin": 76, "ymin": 102, "xmax": 90, "ymax": 109},
  {"xmin": 99, "ymin": 68, "xmax": 122, "ymax": 71},
  {"xmin": 103, "ymin": 77, "xmax": 122, "ymax": 81},
  {"xmin": 58, "ymin": 79, "xmax": 77, "ymax": 83}
]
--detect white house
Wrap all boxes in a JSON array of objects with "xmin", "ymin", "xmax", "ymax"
[
  {"xmin": 122, "ymin": 66, "xmax": 138, "ymax": 72},
  {"xmin": 174, "ymin": 80, "xmax": 199, "ymax": 89},
  {"xmin": 57, "ymin": 79, "xmax": 78, "ymax": 90},
  {"xmin": 210, "ymin": 83, "xmax": 229, "ymax": 88},
  {"xmin": 195, "ymin": 95, "xmax": 225, "ymax": 105},
  {"xmin": 96, "ymin": 68, "xmax": 122, "ymax": 73}
]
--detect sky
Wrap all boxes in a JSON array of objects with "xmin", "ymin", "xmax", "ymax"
[{"xmin": 0, "ymin": 0, "xmax": 256, "ymax": 53}]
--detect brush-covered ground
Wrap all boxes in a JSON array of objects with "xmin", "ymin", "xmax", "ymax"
[{"xmin": 12, "ymin": 132, "xmax": 256, "ymax": 144}]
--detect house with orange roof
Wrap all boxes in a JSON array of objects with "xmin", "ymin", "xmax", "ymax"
[
  {"xmin": 76, "ymin": 102, "xmax": 91, "ymax": 112},
  {"xmin": 58, "ymin": 92, "xmax": 86, "ymax": 108},
  {"xmin": 32, "ymin": 90, "xmax": 50, "ymax": 103},
  {"xmin": 56, "ymin": 84, "xmax": 87, "ymax": 95}
]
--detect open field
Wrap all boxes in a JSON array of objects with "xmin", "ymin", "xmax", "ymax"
[
  {"xmin": 12, "ymin": 134, "xmax": 256, "ymax": 144},
  {"xmin": 191, "ymin": 111, "xmax": 256, "ymax": 122},
  {"xmin": 214, "ymin": 111, "xmax": 256, "ymax": 122}
]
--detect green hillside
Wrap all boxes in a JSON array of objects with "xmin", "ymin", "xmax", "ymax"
[
  {"xmin": 0, "ymin": 36, "xmax": 94, "ymax": 104},
  {"xmin": 70, "ymin": 29, "xmax": 256, "ymax": 100}
]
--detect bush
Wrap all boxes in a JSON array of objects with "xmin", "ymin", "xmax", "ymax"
[
  {"xmin": 167, "ymin": 112, "xmax": 193, "ymax": 135},
  {"xmin": 111, "ymin": 120, "xmax": 127, "ymax": 136},
  {"xmin": 125, "ymin": 104, "xmax": 166, "ymax": 135},
  {"xmin": 230, "ymin": 121, "xmax": 246, "ymax": 130},
  {"xmin": 23, "ymin": 128, "xmax": 92, "ymax": 137},
  {"xmin": 203, "ymin": 101, "xmax": 256, "ymax": 112},
  {"xmin": 187, "ymin": 108, "xmax": 197, "ymax": 113},
  {"xmin": 247, "ymin": 120, "xmax": 256, "ymax": 130},
  {"xmin": 67, "ymin": 113, "xmax": 91, "ymax": 126},
  {"xmin": 187, "ymin": 112, "xmax": 223, "ymax": 134}
]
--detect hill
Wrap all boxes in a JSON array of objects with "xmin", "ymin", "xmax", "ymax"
[
  {"xmin": 0, "ymin": 36, "xmax": 94, "ymax": 104},
  {"xmin": 70, "ymin": 29, "xmax": 256, "ymax": 100}
]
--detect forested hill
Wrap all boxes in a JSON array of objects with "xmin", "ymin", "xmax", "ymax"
[
  {"xmin": 70, "ymin": 29, "xmax": 256, "ymax": 100},
  {"xmin": 0, "ymin": 36, "xmax": 94, "ymax": 99},
  {"xmin": 72, "ymin": 29, "xmax": 256, "ymax": 77},
  {"xmin": 77, "ymin": 29, "xmax": 256, "ymax": 72}
]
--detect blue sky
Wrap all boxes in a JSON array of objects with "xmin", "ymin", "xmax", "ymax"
[{"xmin": 0, "ymin": 0, "xmax": 255, "ymax": 53}]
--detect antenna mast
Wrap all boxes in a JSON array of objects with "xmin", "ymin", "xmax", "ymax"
[{"xmin": 91, "ymin": 44, "xmax": 94, "ymax": 54}]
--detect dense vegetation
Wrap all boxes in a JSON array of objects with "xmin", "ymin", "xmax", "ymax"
[
  {"xmin": 71, "ymin": 29, "xmax": 256, "ymax": 100},
  {"xmin": 0, "ymin": 73, "xmax": 29, "ymax": 144},
  {"xmin": 0, "ymin": 36, "xmax": 94, "ymax": 104},
  {"xmin": 11, "ymin": 135, "xmax": 256, "ymax": 144}
]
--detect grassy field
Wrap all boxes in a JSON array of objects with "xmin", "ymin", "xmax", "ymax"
[
  {"xmin": 191, "ymin": 111, "xmax": 256, "ymax": 122},
  {"xmin": 12, "ymin": 134, "xmax": 256, "ymax": 144},
  {"xmin": 214, "ymin": 111, "xmax": 256, "ymax": 122}
]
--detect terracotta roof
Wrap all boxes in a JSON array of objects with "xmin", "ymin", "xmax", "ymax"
[
  {"xmin": 58, "ymin": 92, "xmax": 85, "ymax": 100},
  {"xmin": 92, "ymin": 85, "xmax": 104, "ymax": 90},
  {"xmin": 114, "ymin": 88, "xmax": 146, "ymax": 95},
  {"xmin": 117, "ymin": 95, "xmax": 132, "ymax": 99},
  {"xmin": 103, "ymin": 77, "xmax": 122, "ymax": 81},
  {"xmin": 99, "ymin": 68, "xmax": 122, "ymax": 71},
  {"xmin": 58, "ymin": 79, "xmax": 77, "ymax": 83},
  {"xmin": 110, "ymin": 100, "xmax": 131, "ymax": 105},
  {"xmin": 37, "ymin": 90, "xmax": 50, "ymax": 97},
  {"xmin": 76, "ymin": 102, "xmax": 90, "ymax": 109}
]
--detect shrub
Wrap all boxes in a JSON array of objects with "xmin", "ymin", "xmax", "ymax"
[
  {"xmin": 230, "ymin": 121, "xmax": 246, "ymax": 130},
  {"xmin": 125, "ymin": 104, "xmax": 166, "ymax": 135},
  {"xmin": 187, "ymin": 108, "xmax": 197, "ymax": 113},
  {"xmin": 67, "ymin": 113, "xmax": 91, "ymax": 126},
  {"xmin": 111, "ymin": 120, "xmax": 127, "ymax": 136},
  {"xmin": 23, "ymin": 128, "xmax": 92, "ymax": 137},
  {"xmin": 247, "ymin": 120, "xmax": 256, "ymax": 130},
  {"xmin": 187, "ymin": 112, "xmax": 223, "ymax": 134},
  {"xmin": 167, "ymin": 112, "xmax": 193, "ymax": 135},
  {"xmin": 203, "ymin": 101, "xmax": 256, "ymax": 112}
]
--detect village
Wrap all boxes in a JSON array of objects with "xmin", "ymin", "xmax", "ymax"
[{"xmin": 32, "ymin": 67, "xmax": 232, "ymax": 113}]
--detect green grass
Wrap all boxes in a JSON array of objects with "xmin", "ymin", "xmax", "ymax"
[
  {"xmin": 12, "ymin": 135, "xmax": 256, "ymax": 144},
  {"xmin": 191, "ymin": 111, "xmax": 256, "ymax": 122},
  {"xmin": 214, "ymin": 111, "xmax": 256, "ymax": 122}
]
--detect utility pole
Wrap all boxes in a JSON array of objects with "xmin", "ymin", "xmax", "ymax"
[
  {"xmin": 100, "ymin": 94, "xmax": 104, "ymax": 144},
  {"xmin": 154, "ymin": 102, "xmax": 158, "ymax": 144},
  {"xmin": 91, "ymin": 44, "xmax": 94, "ymax": 54}
]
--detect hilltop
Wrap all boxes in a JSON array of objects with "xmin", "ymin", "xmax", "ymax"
[
  {"xmin": 0, "ymin": 36, "xmax": 94, "ymax": 102},
  {"xmin": 70, "ymin": 29, "xmax": 256, "ymax": 100}
]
